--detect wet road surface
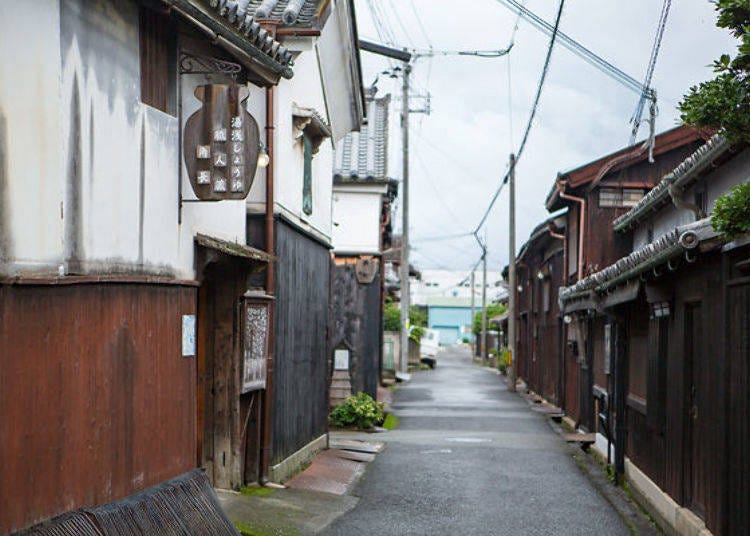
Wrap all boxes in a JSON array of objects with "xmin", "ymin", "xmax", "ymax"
[{"xmin": 323, "ymin": 346, "xmax": 630, "ymax": 536}]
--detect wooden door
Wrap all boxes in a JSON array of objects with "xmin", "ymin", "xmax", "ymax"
[{"xmin": 683, "ymin": 302, "xmax": 708, "ymax": 519}]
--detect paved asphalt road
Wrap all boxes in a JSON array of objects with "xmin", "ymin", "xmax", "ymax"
[{"xmin": 323, "ymin": 346, "xmax": 630, "ymax": 536}]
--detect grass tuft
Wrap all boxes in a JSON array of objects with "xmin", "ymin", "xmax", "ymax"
[{"xmin": 383, "ymin": 413, "xmax": 399, "ymax": 430}]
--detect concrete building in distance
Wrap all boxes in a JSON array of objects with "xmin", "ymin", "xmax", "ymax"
[
  {"xmin": 425, "ymin": 296, "xmax": 475, "ymax": 345},
  {"xmin": 412, "ymin": 269, "xmax": 506, "ymax": 306}
]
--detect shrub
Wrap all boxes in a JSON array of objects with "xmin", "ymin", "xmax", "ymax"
[
  {"xmin": 472, "ymin": 303, "xmax": 507, "ymax": 336},
  {"xmin": 409, "ymin": 325, "xmax": 425, "ymax": 342},
  {"xmin": 382, "ymin": 299, "xmax": 428, "ymax": 332},
  {"xmin": 497, "ymin": 348, "xmax": 511, "ymax": 374},
  {"xmin": 329, "ymin": 392, "xmax": 384, "ymax": 429},
  {"xmin": 711, "ymin": 180, "xmax": 750, "ymax": 239},
  {"xmin": 384, "ymin": 298, "xmax": 401, "ymax": 331}
]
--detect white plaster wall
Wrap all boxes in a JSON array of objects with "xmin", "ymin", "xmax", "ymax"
[
  {"xmin": 0, "ymin": 1, "xmax": 252, "ymax": 279},
  {"xmin": 331, "ymin": 189, "xmax": 382, "ymax": 252},
  {"xmin": 0, "ymin": 0, "xmax": 65, "ymax": 274},
  {"xmin": 317, "ymin": 0, "xmax": 360, "ymax": 142},
  {"xmin": 273, "ymin": 48, "xmax": 334, "ymax": 242},
  {"xmin": 632, "ymin": 148, "xmax": 750, "ymax": 250}
]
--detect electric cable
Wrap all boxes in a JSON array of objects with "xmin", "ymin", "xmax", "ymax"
[
  {"xmin": 493, "ymin": 0, "xmax": 643, "ymax": 94},
  {"xmin": 473, "ymin": 0, "xmax": 566, "ymax": 236},
  {"xmin": 630, "ymin": 0, "xmax": 671, "ymax": 144}
]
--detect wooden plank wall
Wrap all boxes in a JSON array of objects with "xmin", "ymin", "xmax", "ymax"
[
  {"xmin": 0, "ymin": 283, "xmax": 197, "ymax": 534},
  {"xmin": 625, "ymin": 254, "xmax": 734, "ymax": 534},
  {"xmin": 724, "ymin": 247, "xmax": 749, "ymax": 535},
  {"xmin": 270, "ymin": 219, "xmax": 331, "ymax": 464},
  {"xmin": 331, "ymin": 259, "xmax": 382, "ymax": 399}
]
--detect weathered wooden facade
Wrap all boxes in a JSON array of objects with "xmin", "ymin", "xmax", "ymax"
[
  {"xmin": 543, "ymin": 125, "xmax": 705, "ymax": 430},
  {"xmin": 558, "ymin": 137, "xmax": 750, "ymax": 535},
  {"xmin": 0, "ymin": 282, "xmax": 197, "ymax": 534},
  {"xmin": 246, "ymin": 214, "xmax": 332, "ymax": 477},
  {"xmin": 0, "ymin": 0, "xmax": 294, "ymax": 531},
  {"xmin": 514, "ymin": 212, "xmax": 566, "ymax": 406}
]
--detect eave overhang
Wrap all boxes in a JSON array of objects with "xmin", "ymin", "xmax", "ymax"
[
  {"xmin": 165, "ymin": 0, "xmax": 295, "ymax": 85},
  {"xmin": 545, "ymin": 126, "xmax": 704, "ymax": 212},
  {"xmin": 559, "ymin": 218, "xmax": 722, "ymax": 311},
  {"xmin": 612, "ymin": 134, "xmax": 731, "ymax": 233}
]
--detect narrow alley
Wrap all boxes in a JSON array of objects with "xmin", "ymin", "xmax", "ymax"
[{"xmin": 324, "ymin": 347, "xmax": 630, "ymax": 536}]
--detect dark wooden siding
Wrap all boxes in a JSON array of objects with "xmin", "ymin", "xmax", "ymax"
[
  {"xmin": 515, "ymin": 240, "xmax": 564, "ymax": 406},
  {"xmin": 268, "ymin": 219, "xmax": 331, "ymax": 464},
  {"xmin": 623, "ymin": 254, "xmax": 733, "ymax": 534},
  {"xmin": 725, "ymin": 248, "xmax": 749, "ymax": 535},
  {"xmin": 0, "ymin": 282, "xmax": 197, "ymax": 534},
  {"xmin": 139, "ymin": 6, "xmax": 175, "ymax": 115},
  {"xmin": 331, "ymin": 258, "xmax": 382, "ymax": 399}
]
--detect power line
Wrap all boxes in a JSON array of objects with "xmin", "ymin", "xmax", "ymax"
[
  {"xmin": 413, "ymin": 147, "xmax": 474, "ymax": 229},
  {"xmin": 410, "ymin": 46, "xmax": 514, "ymax": 58},
  {"xmin": 630, "ymin": 0, "xmax": 671, "ymax": 143},
  {"xmin": 493, "ymin": 0, "xmax": 644, "ymax": 94},
  {"xmin": 385, "ymin": 0, "xmax": 416, "ymax": 48},
  {"xmin": 409, "ymin": 0, "xmax": 433, "ymax": 48},
  {"xmin": 473, "ymin": 0, "xmax": 566, "ymax": 235},
  {"xmin": 412, "ymin": 232, "xmax": 474, "ymax": 243}
]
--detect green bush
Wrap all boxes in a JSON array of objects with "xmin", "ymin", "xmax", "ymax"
[
  {"xmin": 383, "ymin": 298, "xmax": 428, "ymax": 333},
  {"xmin": 711, "ymin": 180, "xmax": 750, "ymax": 238},
  {"xmin": 409, "ymin": 325, "xmax": 425, "ymax": 342},
  {"xmin": 497, "ymin": 348, "xmax": 511, "ymax": 374},
  {"xmin": 329, "ymin": 392, "xmax": 384, "ymax": 429},
  {"xmin": 384, "ymin": 298, "xmax": 401, "ymax": 331},
  {"xmin": 472, "ymin": 303, "xmax": 507, "ymax": 335}
]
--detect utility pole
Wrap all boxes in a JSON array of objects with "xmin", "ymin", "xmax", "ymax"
[
  {"xmin": 356, "ymin": 42, "xmax": 413, "ymax": 375},
  {"xmin": 508, "ymin": 153, "xmax": 517, "ymax": 391},
  {"xmin": 470, "ymin": 271, "xmax": 476, "ymax": 352},
  {"xmin": 481, "ymin": 246, "xmax": 488, "ymax": 365},
  {"xmin": 399, "ymin": 58, "xmax": 412, "ymax": 374}
]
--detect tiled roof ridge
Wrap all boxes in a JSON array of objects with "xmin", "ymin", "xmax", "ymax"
[
  {"xmin": 612, "ymin": 134, "xmax": 730, "ymax": 232},
  {"xmin": 208, "ymin": 0, "xmax": 295, "ymax": 67},
  {"xmin": 242, "ymin": 0, "xmax": 321, "ymax": 27},
  {"xmin": 333, "ymin": 92, "xmax": 391, "ymax": 182},
  {"xmin": 559, "ymin": 218, "xmax": 719, "ymax": 304}
]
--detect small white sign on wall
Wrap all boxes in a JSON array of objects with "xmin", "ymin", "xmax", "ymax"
[
  {"xmin": 182, "ymin": 315, "xmax": 196, "ymax": 357},
  {"xmin": 334, "ymin": 349, "xmax": 350, "ymax": 370}
]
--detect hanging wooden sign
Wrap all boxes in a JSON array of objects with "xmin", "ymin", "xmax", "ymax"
[{"xmin": 183, "ymin": 83, "xmax": 260, "ymax": 200}]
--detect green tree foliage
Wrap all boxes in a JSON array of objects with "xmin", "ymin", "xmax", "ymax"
[
  {"xmin": 384, "ymin": 298, "xmax": 401, "ymax": 331},
  {"xmin": 473, "ymin": 303, "xmax": 507, "ymax": 335},
  {"xmin": 678, "ymin": 1, "xmax": 750, "ymax": 144},
  {"xmin": 383, "ymin": 298, "xmax": 428, "ymax": 332},
  {"xmin": 711, "ymin": 180, "xmax": 750, "ymax": 238},
  {"xmin": 409, "ymin": 305, "xmax": 428, "ymax": 328}
]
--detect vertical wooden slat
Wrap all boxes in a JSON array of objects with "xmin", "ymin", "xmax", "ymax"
[
  {"xmin": 0, "ymin": 283, "xmax": 197, "ymax": 534},
  {"xmin": 139, "ymin": 7, "xmax": 171, "ymax": 114}
]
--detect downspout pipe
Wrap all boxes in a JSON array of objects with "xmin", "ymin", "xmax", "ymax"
[
  {"xmin": 556, "ymin": 175, "xmax": 586, "ymax": 281},
  {"xmin": 260, "ymin": 36, "xmax": 277, "ymax": 485}
]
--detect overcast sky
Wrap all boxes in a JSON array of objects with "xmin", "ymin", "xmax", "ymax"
[{"xmin": 352, "ymin": 0, "xmax": 736, "ymax": 273}]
